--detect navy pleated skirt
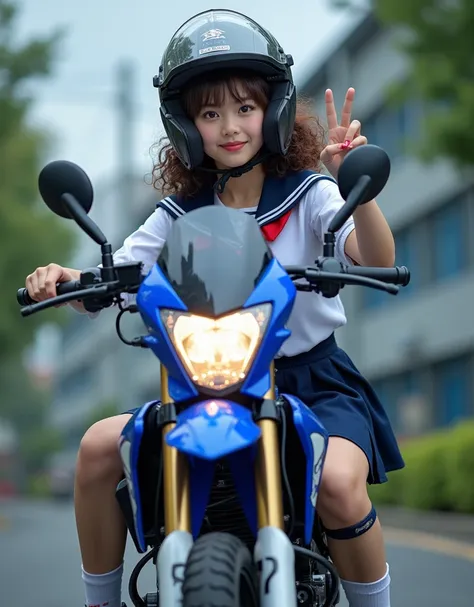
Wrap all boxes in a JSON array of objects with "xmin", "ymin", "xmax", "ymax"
[
  {"xmin": 124, "ymin": 332, "xmax": 404, "ymax": 484},
  {"xmin": 274, "ymin": 333, "xmax": 405, "ymax": 484}
]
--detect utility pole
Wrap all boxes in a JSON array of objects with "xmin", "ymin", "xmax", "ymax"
[
  {"xmin": 115, "ymin": 59, "xmax": 137, "ymax": 412},
  {"xmin": 116, "ymin": 60, "xmax": 135, "ymax": 222}
]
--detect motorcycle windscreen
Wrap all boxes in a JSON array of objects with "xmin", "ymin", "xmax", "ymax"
[{"xmin": 157, "ymin": 206, "xmax": 273, "ymax": 316}]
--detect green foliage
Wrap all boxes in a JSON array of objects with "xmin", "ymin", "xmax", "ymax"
[
  {"xmin": 0, "ymin": 1, "xmax": 75, "ymax": 367},
  {"xmin": 374, "ymin": 0, "xmax": 474, "ymax": 165},
  {"xmin": 370, "ymin": 421, "xmax": 474, "ymax": 513}
]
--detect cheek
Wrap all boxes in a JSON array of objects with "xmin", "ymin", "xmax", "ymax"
[
  {"xmin": 247, "ymin": 113, "xmax": 264, "ymax": 142},
  {"xmin": 195, "ymin": 122, "xmax": 216, "ymax": 149}
]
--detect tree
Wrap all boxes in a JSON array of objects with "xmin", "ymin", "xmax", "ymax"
[
  {"xmin": 374, "ymin": 0, "xmax": 474, "ymax": 166},
  {"xmin": 0, "ymin": 1, "xmax": 75, "ymax": 368},
  {"xmin": 333, "ymin": 0, "xmax": 474, "ymax": 166},
  {"xmin": 329, "ymin": 0, "xmax": 474, "ymax": 167}
]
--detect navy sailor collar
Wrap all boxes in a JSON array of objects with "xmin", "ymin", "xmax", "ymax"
[{"xmin": 156, "ymin": 170, "xmax": 336, "ymax": 240}]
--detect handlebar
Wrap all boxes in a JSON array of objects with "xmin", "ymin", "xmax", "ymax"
[
  {"xmin": 342, "ymin": 265, "xmax": 410, "ymax": 286},
  {"xmin": 16, "ymin": 260, "xmax": 410, "ymax": 317},
  {"xmin": 284, "ymin": 263, "xmax": 409, "ymax": 286},
  {"xmin": 17, "ymin": 280, "xmax": 83, "ymax": 306}
]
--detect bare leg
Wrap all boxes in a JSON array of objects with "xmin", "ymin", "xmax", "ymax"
[
  {"xmin": 74, "ymin": 414, "xmax": 132, "ymax": 573},
  {"xmin": 317, "ymin": 437, "xmax": 387, "ymax": 583}
]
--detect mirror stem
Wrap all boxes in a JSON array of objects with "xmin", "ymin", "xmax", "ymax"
[
  {"xmin": 61, "ymin": 193, "xmax": 108, "ymax": 245},
  {"xmin": 100, "ymin": 244, "xmax": 115, "ymax": 282},
  {"xmin": 323, "ymin": 233, "xmax": 336, "ymax": 257},
  {"xmin": 328, "ymin": 174, "xmax": 372, "ymax": 234}
]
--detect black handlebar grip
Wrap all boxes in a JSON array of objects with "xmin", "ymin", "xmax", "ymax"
[
  {"xmin": 17, "ymin": 288, "xmax": 35, "ymax": 306},
  {"xmin": 346, "ymin": 265, "xmax": 410, "ymax": 286},
  {"xmin": 17, "ymin": 280, "xmax": 81, "ymax": 306}
]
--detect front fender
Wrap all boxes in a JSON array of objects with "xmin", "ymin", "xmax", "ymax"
[{"xmin": 165, "ymin": 399, "xmax": 261, "ymax": 460}]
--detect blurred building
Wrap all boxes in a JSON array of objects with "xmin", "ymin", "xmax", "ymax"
[
  {"xmin": 300, "ymin": 11, "xmax": 474, "ymax": 436},
  {"xmin": 50, "ymin": 174, "xmax": 162, "ymax": 445}
]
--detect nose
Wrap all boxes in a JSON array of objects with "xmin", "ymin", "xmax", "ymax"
[{"xmin": 221, "ymin": 115, "xmax": 240, "ymax": 137}]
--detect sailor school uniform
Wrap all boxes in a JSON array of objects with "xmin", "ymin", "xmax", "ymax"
[{"xmin": 116, "ymin": 170, "xmax": 404, "ymax": 483}]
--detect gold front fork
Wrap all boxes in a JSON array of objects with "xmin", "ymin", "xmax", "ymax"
[
  {"xmin": 255, "ymin": 362, "xmax": 285, "ymax": 529},
  {"xmin": 159, "ymin": 362, "xmax": 283, "ymax": 534},
  {"xmin": 160, "ymin": 364, "xmax": 191, "ymax": 535}
]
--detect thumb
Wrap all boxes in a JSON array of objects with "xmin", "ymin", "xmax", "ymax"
[{"xmin": 320, "ymin": 143, "xmax": 343, "ymax": 164}]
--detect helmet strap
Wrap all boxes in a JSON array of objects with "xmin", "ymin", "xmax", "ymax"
[{"xmin": 197, "ymin": 150, "xmax": 270, "ymax": 194}]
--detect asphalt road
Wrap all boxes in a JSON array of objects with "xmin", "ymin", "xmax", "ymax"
[{"xmin": 1, "ymin": 498, "xmax": 473, "ymax": 607}]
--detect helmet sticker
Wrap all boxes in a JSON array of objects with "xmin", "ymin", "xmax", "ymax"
[
  {"xmin": 201, "ymin": 29, "xmax": 226, "ymax": 42},
  {"xmin": 199, "ymin": 44, "xmax": 231, "ymax": 55},
  {"xmin": 199, "ymin": 28, "xmax": 231, "ymax": 55}
]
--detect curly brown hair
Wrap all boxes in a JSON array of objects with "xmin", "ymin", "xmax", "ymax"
[{"xmin": 152, "ymin": 70, "xmax": 327, "ymax": 199}]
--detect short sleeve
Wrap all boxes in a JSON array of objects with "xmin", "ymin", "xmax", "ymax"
[
  {"xmin": 309, "ymin": 179, "xmax": 355, "ymax": 265},
  {"xmin": 75, "ymin": 206, "xmax": 173, "ymax": 316},
  {"xmin": 112, "ymin": 207, "xmax": 173, "ymax": 274}
]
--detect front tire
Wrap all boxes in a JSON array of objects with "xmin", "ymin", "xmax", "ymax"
[{"xmin": 182, "ymin": 532, "xmax": 258, "ymax": 607}]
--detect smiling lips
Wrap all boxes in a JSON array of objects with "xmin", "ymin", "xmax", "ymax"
[{"xmin": 220, "ymin": 141, "xmax": 247, "ymax": 152}]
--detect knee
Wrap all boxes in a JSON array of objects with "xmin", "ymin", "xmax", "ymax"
[
  {"xmin": 317, "ymin": 465, "xmax": 370, "ymax": 526},
  {"xmin": 76, "ymin": 418, "xmax": 124, "ymax": 488}
]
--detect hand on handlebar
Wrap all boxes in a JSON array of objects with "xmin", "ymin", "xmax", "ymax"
[{"xmin": 25, "ymin": 264, "xmax": 82, "ymax": 306}]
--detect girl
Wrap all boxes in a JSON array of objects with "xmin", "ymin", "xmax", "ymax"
[{"xmin": 25, "ymin": 9, "xmax": 403, "ymax": 607}]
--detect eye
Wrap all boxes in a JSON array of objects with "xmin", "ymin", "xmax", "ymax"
[
  {"xmin": 239, "ymin": 104, "xmax": 255, "ymax": 114},
  {"xmin": 202, "ymin": 110, "xmax": 219, "ymax": 119}
]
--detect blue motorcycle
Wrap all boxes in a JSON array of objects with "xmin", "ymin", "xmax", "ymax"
[{"xmin": 18, "ymin": 145, "xmax": 409, "ymax": 607}]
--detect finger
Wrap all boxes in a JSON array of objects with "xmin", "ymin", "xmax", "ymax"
[
  {"xmin": 348, "ymin": 134, "xmax": 368, "ymax": 149},
  {"xmin": 321, "ymin": 143, "xmax": 344, "ymax": 161},
  {"xmin": 25, "ymin": 273, "xmax": 39, "ymax": 302},
  {"xmin": 42, "ymin": 264, "xmax": 62, "ymax": 299},
  {"xmin": 340, "ymin": 87, "xmax": 355, "ymax": 129},
  {"xmin": 325, "ymin": 89, "xmax": 338, "ymax": 131},
  {"xmin": 344, "ymin": 119, "xmax": 362, "ymax": 143},
  {"xmin": 34, "ymin": 268, "xmax": 49, "ymax": 301}
]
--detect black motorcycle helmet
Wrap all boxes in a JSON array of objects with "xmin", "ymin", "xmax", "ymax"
[{"xmin": 153, "ymin": 9, "xmax": 296, "ymax": 173}]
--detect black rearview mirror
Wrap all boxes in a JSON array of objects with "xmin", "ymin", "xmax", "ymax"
[
  {"xmin": 328, "ymin": 145, "xmax": 391, "ymax": 234},
  {"xmin": 38, "ymin": 160, "xmax": 107, "ymax": 245},
  {"xmin": 337, "ymin": 144, "xmax": 391, "ymax": 204}
]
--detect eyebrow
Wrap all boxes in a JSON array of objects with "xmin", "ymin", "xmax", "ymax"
[{"xmin": 204, "ymin": 97, "xmax": 253, "ymax": 107}]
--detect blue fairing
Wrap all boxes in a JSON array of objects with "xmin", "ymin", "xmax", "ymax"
[
  {"xmin": 119, "ymin": 400, "xmax": 158, "ymax": 553},
  {"xmin": 242, "ymin": 258, "xmax": 296, "ymax": 398},
  {"xmin": 166, "ymin": 399, "xmax": 261, "ymax": 459},
  {"xmin": 282, "ymin": 394, "xmax": 329, "ymax": 545},
  {"xmin": 166, "ymin": 399, "xmax": 260, "ymax": 538},
  {"xmin": 136, "ymin": 257, "xmax": 296, "ymax": 404},
  {"xmin": 136, "ymin": 264, "xmax": 198, "ymax": 403}
]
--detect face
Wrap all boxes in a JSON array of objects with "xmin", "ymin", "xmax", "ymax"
[{"xmin": 193, "ymin": 82, "xmax": 265, "ymax": 170}]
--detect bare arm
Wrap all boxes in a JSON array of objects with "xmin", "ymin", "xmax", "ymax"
[{"xmin": 344, "ymin": 201, "xmax": 396, "ymax": 267}]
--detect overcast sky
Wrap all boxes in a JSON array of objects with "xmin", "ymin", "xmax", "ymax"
[{"xmin": 16, "ymin": 0, "xmax": 365, "ymax": 184}]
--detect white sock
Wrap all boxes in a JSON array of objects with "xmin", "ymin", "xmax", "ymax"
[
  {"xmin": 341, "ymin": 564, "xmax": 390, "ymax": 607},
  {"xmin": 81, "ymin": 562, "xmax": 123, "ymax": 607}
]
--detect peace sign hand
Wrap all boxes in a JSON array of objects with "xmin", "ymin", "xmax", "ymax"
[{"xmin": 320, "ymin": 87, "xmax": 368, "ymax": 178}]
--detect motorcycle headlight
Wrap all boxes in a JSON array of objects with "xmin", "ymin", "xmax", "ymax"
[{"xmin": 161, "ymin": 304, "xmax": 272, "ymax": 391}]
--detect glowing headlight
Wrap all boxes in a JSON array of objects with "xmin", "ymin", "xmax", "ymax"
[{"xmin": 161, "ymin": 304, "xmax": 272, "ymax": 391}]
